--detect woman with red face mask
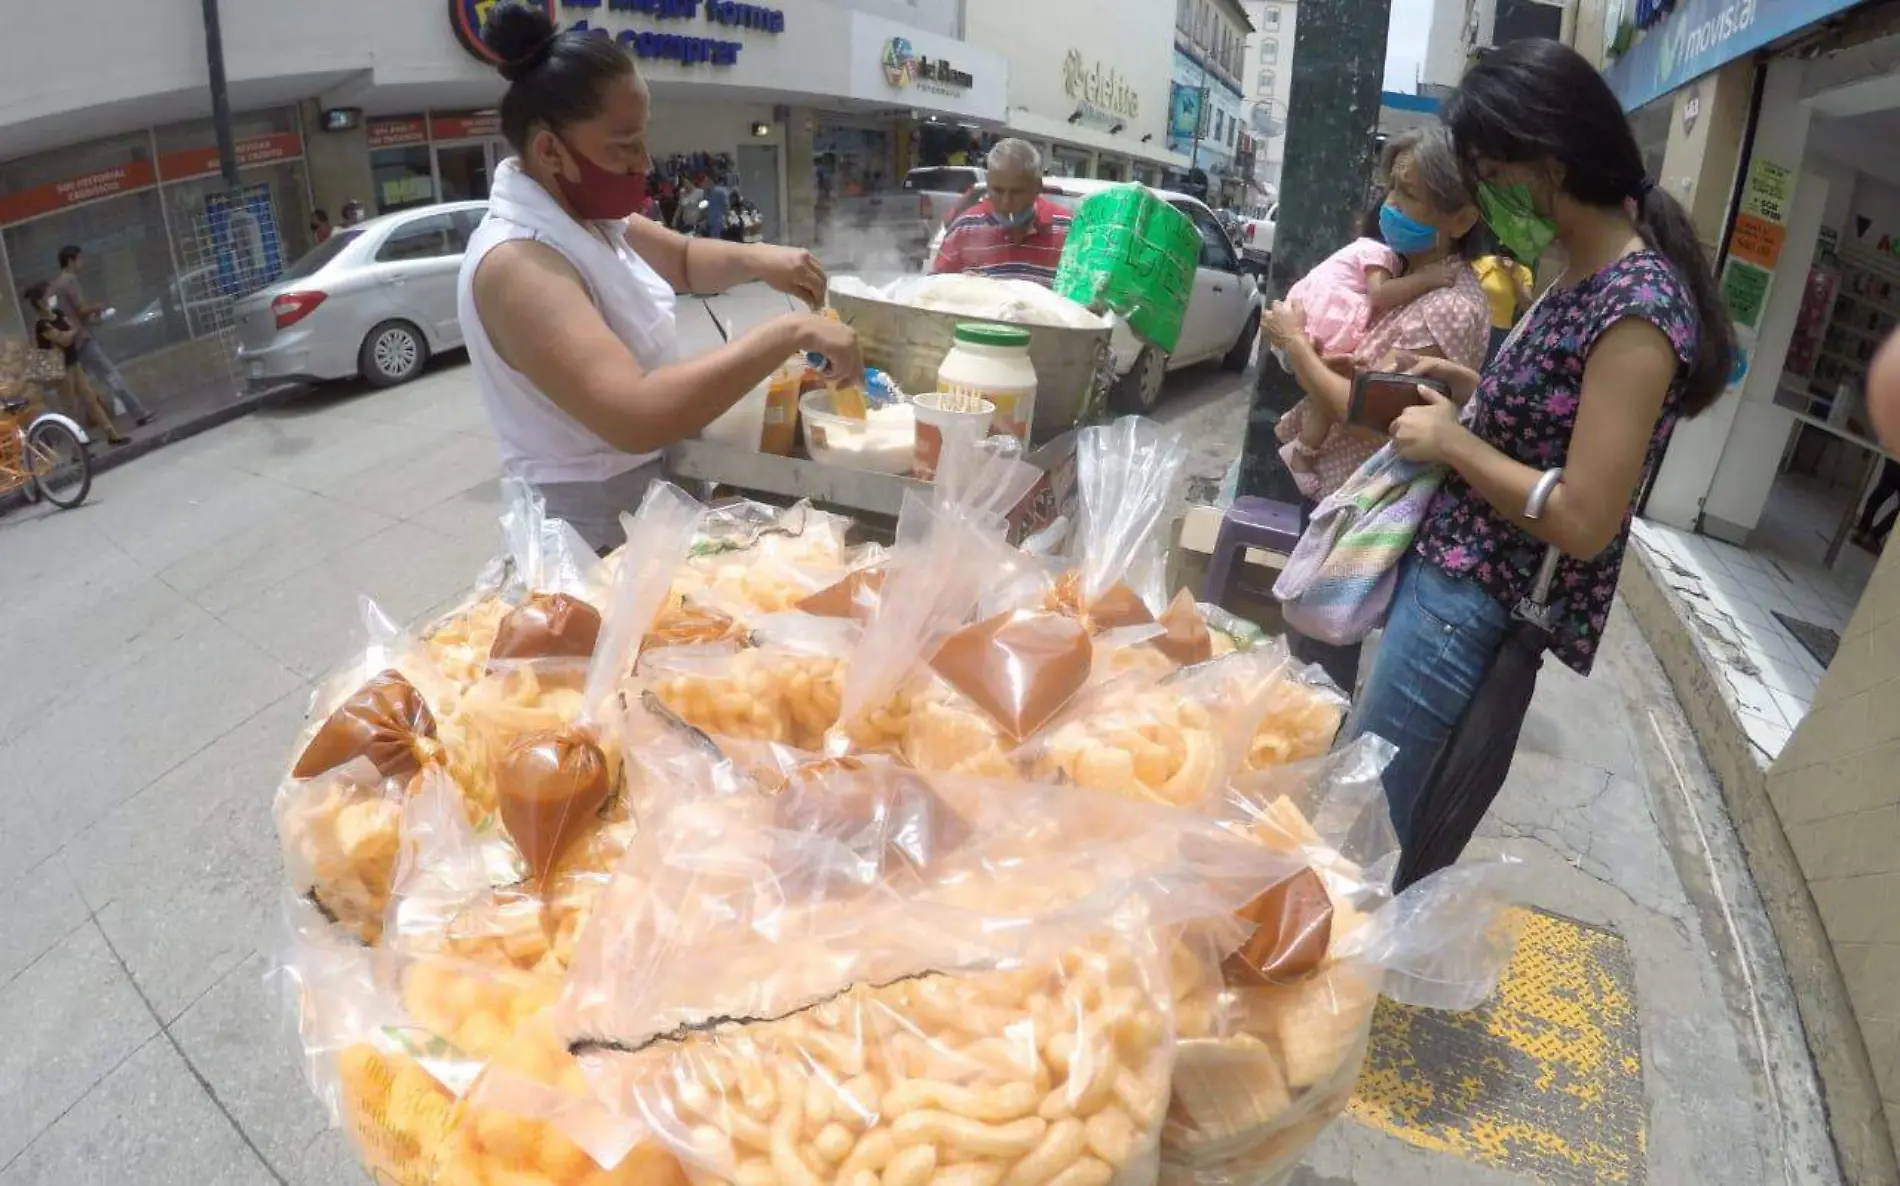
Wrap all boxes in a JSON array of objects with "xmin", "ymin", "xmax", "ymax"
[{"xmin": 461, "ymin": 2, "xmax": 863, "ymax": 551}]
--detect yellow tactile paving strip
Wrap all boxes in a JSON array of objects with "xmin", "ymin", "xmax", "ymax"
[{"xmin": 1348, "ymin": 907, "xmax": 1646, "ymax": 1184}]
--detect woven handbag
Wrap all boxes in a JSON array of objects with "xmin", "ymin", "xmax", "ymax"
[
  {"xmin": 25, "ymin": 347, "xmax": 66, "ymax": 383},
  {"xmin": 1273, "ymin": 444, "xmax": 1447, "ymax": 645}
]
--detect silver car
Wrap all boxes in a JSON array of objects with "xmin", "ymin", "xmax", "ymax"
[{"xmin": 235, "ymin": 201, "xmax": 488, "ymax": 389}]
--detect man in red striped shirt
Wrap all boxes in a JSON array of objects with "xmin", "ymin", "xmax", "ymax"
[{"xmin": 930, "ymin": 140, "xmax": 1072, "ymax": 286}]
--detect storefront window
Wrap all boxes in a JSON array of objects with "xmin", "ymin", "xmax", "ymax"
[
  {"xmin": 814, "ymin": 126, "xmax": 893, "ymax": 200},
  {"xmin": 1630, "ymin": 95, "xmax": 1671, "ymax": 185},
  {"xmin": 1050, "ymin": 146, "xmax": 1093, "ymax": 179},
  {"xmin": 373, "ymin": 147, "xmax": 438, "ymax": 213},
  {"xmin": 4, "ymin": 187, "xmax": 175, "ymax": 363},
  {"xmin": 153, "ymin": 109, "xmax": 297, "ymax": 157}
]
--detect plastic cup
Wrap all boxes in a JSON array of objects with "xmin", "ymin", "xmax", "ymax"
[{"xmin": 911, "ymin": 392, "xmax": 997, "ymax": 481}]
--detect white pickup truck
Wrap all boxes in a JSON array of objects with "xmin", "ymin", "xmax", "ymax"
[{"xmin": 1238, "ymin": 202, "xmax": 1277, "ymax": 271}]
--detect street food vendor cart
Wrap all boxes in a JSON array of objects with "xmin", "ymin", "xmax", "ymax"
[{"xmin": 663, "ymin": 273, "xmax": 1118, "ymax": 540}]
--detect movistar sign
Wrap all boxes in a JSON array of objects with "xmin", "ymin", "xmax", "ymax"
[{"xmin": 1604, "ymin": 0, "xmax": 1863, "ymax": 112}]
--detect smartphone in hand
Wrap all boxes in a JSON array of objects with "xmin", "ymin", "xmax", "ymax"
[{"xmin": 1348, "ymin": 371, "xmax": 1452, "ymax": 433}]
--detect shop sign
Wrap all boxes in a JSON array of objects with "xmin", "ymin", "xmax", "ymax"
[
  {"xmin": 881, "ymin": 37, "xmax": 974, "ymax": 96},
  {"xmin": 1633, "ymin": 0, "xmax": 1678, "ymax": 29},
  {"xmin": 845, "ymin": 12, "xmax": 1005, "ymax": 122},
  {"xmin": 1722, "ymin": 258, "xmax": 1771, "ymax": 328},
  {"xmin": 0, "ymin": 160, "xmax": 158, "ymax": 226},
  {"xmin": 1063, "ymin": 51, "xmax": 1140, "ymax": 120},
  {"xmin": 456, "ymin": 0, "xmax": 786, "ymax": 68},
  {"xmin": 449, "ymin": 0, "xmax": 556, "ymax": 66},
  {"xmin": 157, "ymin": 132, "xmax": 303, "ymax": 182},
  {"xmin": 430, "ymin": 111, "xmax": 503, "ymax": 141},
  {"xmin": 1168, "ymin": 83, "xmax": 1205, "ymax": 144},
  {"xmin": 1604, "ymin": 0, "xmax": 1863, "ymax": 113},
  {"xmin": 1728, "ymin": 212, "xmax": 1786, "ymax": 269},
  {"xmin": 1739, "ymin": 157, "xmax": 1793, "ymax": 225},
  {"xmin": 367, "ymin": 118, "xmax": 429, "ymax": 149}
]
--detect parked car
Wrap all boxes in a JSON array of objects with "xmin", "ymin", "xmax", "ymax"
[
  {"xmin": 923, "ymin": 178, "xmax": 1263, "ymax": 414},
  {"xmin": 235, "ymin": 201, "xmax": 488, "ymax": 389},
  {"xmin": 114, "ymin": 264, "xmax": 224, "ymax": 355},
  {"xmin": 1239, "ymin": 202, "xmax": 1277, "ymax": 272},
  {"xmin": 904, "ymin": 165, "xmax": 985, "ymax": 230}
]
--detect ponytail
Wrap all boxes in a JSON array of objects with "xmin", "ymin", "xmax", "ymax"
[{"xmin": 1635, "ymin": 185, "xmax": 1736, "ymax": 417}]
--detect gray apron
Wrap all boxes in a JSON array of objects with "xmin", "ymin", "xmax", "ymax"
[{"xmin": 534, "ymin": 456, "xmax": 668, "ymax": 555}]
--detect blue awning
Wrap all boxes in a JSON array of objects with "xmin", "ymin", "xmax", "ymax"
[{"xmin": 1603, "ymin": 0, "xmax": 1869, "ymax": 112}]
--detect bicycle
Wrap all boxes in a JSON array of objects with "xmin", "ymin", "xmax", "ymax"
[{"xmin": 0, "ymin": 389, "xmax": 93, "ymax": 510}]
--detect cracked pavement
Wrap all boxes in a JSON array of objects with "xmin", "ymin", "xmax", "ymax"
[{"xmin": 0, "ymin": 350, "xmax": 1839, "ymax": 1184}]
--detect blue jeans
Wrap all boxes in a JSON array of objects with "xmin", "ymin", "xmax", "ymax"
[
  {"xmin": 78, "ymin": 339, "xmax": 148, "ymax": 419},
  {"xmin": 1348, "ymin": 554, "xmax": 1510, "ymax": 848}
]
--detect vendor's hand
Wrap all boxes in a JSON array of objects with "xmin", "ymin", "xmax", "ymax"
[
  {"xmin": 792, "ymin": 311, "xmax": 864, "ymax": 384},
  {"xmin": 1390, "ymin": 384, "xmax": 1465, "ymax": 464},
  {"xmin": 753, "ymin": 244, "xmax": 828, "ymax": 309},
  {"xmin": 1396, "ymin": 352, "xmax": 1482, "ymax": 405},
  {"xmin": 1260, "ymin": 300, "xmax": 1308, "ymax": 351}
]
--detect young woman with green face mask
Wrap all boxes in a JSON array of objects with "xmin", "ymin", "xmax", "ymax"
[{"xmin": 1343, "ymin": 38, "xmax": 1735, "ymax": 866}]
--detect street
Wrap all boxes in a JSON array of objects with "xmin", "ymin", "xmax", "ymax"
[{"xmin": 0, "ymin": 354, "xmax": 1834, "ymax": 1185}]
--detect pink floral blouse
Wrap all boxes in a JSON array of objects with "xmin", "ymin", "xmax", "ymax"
[{"xmin": 1277, "ymin": 263, "xmax": 1491, "ymax": 499}]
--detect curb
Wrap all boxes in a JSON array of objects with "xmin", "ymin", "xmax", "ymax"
[
  {"xmin": 2, "ymin": 383, "xmax": 299, "ymax": 516},
  {"xmin": 1620, "ymin": 543, "xmax": 1897, "ymax": 1186}
]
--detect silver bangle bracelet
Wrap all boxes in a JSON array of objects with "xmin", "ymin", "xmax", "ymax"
[{"xmin": 1525, "ymin": 467, "xmax": 1565, "ymax": 520}]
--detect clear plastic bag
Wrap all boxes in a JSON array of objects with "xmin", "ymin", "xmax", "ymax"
[
  {"xmin": 1060, "ymin": 417, "xmax": 1191, "ymax": 628},
  {"xmin": 275, "ymin": 895, "xmax": 670, "ymax": 1185},
  {"xmin": 447, "ymin": 483, "xmax": 701, "ymax": 870},
  {"xmin": 670, "ymin": 499, "xmax": 873, "ymax": 624},
  {"xmin": 424, "ymin": 478, "xmax": 611, "ymax": 694},
  {"xmin": 558, "ymin": 762, "xmax": 1312, "ymax": 1186},
  {"xmin": 831, "ymin": 440, "xmax": 1047, "ymax": 760},
  {"xmin": 640, "ymin": 612, "xmax": 861, "ymax": 753},
  {"xmin": 278, "ymin": 599, "xmax": 455, "ymax": 943},
  {"xmin": 380, "ymin": 765, "xmax": 635, "ymax": 981},
  {"xmin": 1159, "ymin": 739, "xmax": 1523, "ymax": 1186}
]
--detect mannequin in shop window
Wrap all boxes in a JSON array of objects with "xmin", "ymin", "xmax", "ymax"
[{"xmin": 457, "ymin": 2, "xmax": 862, "ymax": 552}]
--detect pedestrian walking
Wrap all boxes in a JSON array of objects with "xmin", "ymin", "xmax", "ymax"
[
  {"xmin": 1853, "ymin": 458, "xmax": 1900, "ymax": 553},
  {"xmin": 341, "ymin": 200, "xmax": 368, "ymax": 226},
  {"xmin": 50, "ymin": 245, "xmax": 153, "ymax": 427},
  {"xmin": 1258, "ymin": 125, "xmax": 1490, "ymax": 693},
  {"xmin": 311, "ymin": 209, "xmax": 335, "ymax": 244},
  {"xmin": 25, "ymin": 281, "xmax": 128, "ymax": 446},
  {"xmin": 1347, "ymin": 38, "xmax": 1734, "ymax": 865}
]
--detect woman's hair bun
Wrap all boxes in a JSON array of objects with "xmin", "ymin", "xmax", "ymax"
[{"xmin": 483, "ymin": 2, "xmax": 559, "ymax": 81}]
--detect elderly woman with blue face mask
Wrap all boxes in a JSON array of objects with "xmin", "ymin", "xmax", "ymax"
[
  {"xmin": 930, "ymin": 139, "xmax": 1075, "ymax": 287},
  {"xmin": 1257, "ymin": 125, "xmax": 1491, "ymax": 691}
]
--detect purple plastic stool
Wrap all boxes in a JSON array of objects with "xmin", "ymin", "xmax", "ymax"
[{"xmin": 1203, "ymin": 496, "xmax": 1302, "ymax": 610}]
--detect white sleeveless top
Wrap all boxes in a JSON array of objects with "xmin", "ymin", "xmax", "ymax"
[{"xmin": 458, "ymin": 158, "xmax": 678, "ymax": 486}]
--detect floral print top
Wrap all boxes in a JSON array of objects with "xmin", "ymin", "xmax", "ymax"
[{"xmin": 1414, "ymin": 251, "xmax": 1699, "ymax": 675}]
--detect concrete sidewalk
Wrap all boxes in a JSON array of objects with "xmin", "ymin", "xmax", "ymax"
[{"xmin": 0, "ymin": 363, "xmax": 1838, "ymax": 1184}]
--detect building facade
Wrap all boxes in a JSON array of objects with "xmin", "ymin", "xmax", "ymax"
[
  {"xmin": 1559, "ymin": 3, "xmax": 1900, "ymax": 1181},
  {"xmin": 0, "ymin": 0, "xmax": 1009, "ymax": 413},
  {"xmin": 1240, "ymin": 0, "xmax": 1297, "ymax": 198},
  {"xmin": 964, "ymin": 0, "xmax": 1186, "ymax": 185},
  {"xmin": 1169, "ymin": 0, "xmax": 1256, "ymax": 204}
]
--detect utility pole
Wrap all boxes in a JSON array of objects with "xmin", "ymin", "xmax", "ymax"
[
  {"xmin": 201, "ymin": 0, "xmax": 240, "ymax": 188},
  {"xmin": 1235, "ymin": 0, "xmax": 1392, "ymax": 502}
]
